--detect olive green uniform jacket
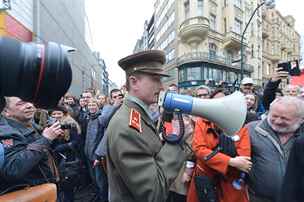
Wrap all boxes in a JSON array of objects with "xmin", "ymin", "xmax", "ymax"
[{"xmin": 106, "ymin": 98, "xmax": 188, "ymax": 202}]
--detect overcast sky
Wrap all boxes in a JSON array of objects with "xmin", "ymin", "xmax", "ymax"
[{"xmin": 86, "ymin": 0, "xmax": 304, "ymax": 87}]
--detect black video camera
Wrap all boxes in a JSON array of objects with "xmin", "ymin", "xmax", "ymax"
[
  {"xmin": 0, "ymin": 37, "xmax": 73, "ymax": 111},
  {"xmin": 47, "ymin": 117, "xmax": 73, "ymax": 130},
  {"xmin": 60, "ymin": 124, "xmax": 73, "ymax": 130}
]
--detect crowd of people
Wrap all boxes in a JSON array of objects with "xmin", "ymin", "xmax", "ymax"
[
  {"xmin": 0, "ymin": 49, "xmax": 304, "ymax": 202},
  {"xmin": 0, "ymin": 87, "xmax": 124, "ymax": 202}
]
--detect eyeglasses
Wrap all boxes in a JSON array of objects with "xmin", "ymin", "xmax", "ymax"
[
  {"xmin": 197, "ymin": 93, "xmax": 209, "ymax": 97},
  {"xmin": 113, "ymin": 94, "xmax": 124, "ymax": 99}
]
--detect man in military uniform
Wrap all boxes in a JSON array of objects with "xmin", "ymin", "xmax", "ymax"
[
  {"xmin": 0, "ymin": 97, "xmax": 64, "ymax": 193},
  {"xmin": 106, "ymin": 50, "xmax": 188, "ymax": 202}
]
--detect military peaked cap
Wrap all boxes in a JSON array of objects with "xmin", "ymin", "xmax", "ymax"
[{"xmin": 118, "ymin": 50, "xmax": 169, "ymax": 77}]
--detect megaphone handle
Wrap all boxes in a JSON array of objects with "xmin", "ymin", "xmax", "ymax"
[{"xmin": 160, "ymin": 112, "xmax": 185, "ymax": 144}]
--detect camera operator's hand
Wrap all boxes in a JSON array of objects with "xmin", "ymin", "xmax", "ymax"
[
  {"xmin": 42, "ymin": 121, "xmax": 64, "ymax": 141},
  {"xmin": 271, "ymin": 67, "xmax": 289, "ymax": 82},
  {"xmin": 228, "ymin": 156, "xmax": 252, "ymax": 173}
]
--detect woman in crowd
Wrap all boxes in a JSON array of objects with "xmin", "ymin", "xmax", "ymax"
[
  {"xmin": 166, "ymin": 114, "xmax": 195, "ymax": 202},
  {"xmin": 187, "ymin": 89, "xmax": 252, "ymax": 202},
  {"xmin": 244, "ymin": 93, "xmax": 259, "ymax": 125},
  {"xmin": 49, "ymin": 105, "xmax": 81, "ymax": 202}
]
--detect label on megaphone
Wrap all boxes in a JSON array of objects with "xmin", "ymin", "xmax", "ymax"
[
  {"xmin": 159, "ymin": 91, "xmax": 193, "ymax": 113},
  {"xmin": 158, "ymin": 91, "xmax": 166, "ymax": 107}
]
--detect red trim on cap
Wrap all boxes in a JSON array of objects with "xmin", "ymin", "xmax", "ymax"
[{"xmin": 34, "ymin": 45, "xmax": 46, "ymax": 101}]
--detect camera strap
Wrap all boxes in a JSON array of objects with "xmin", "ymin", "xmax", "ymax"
[{"xmin": 27, "ymin": 143, "xmax": 59, "ymax": 182}]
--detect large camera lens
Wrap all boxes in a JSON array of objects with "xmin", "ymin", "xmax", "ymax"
[{"xmin": 0, "ymin": 37, "xmax": 72, "ymax": 109}]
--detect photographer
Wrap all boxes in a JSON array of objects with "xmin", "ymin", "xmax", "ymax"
[
  {"xmin": 262, "ymin": 67, "xmax": 288, "ymax": 111},
  {"xmin": 0, "ymin": 97, "xmax": 64, "ymax": 194},
  {"xmin": 49, "ymin": 105, "xmax": 81, "ymax": 202}
]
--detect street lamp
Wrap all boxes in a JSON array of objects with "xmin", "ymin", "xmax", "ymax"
[{"xmin": 240, "ymin": 0, "xmax": 275, "ymax": 81}]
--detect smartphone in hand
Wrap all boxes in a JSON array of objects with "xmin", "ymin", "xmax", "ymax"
[{"xmin": 278, "ymin": 60, "xmax": 301, "ymax": 76}]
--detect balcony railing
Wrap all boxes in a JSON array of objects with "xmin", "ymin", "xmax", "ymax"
[
  {"xmin": 179, "ymin": 16, "xmax": 209, "ymax": 44},
  {"xmin": 271, "ymin": 53, "xmax": 280, "ymax": 61},
  {"xmin": 223, "ymin": 31, "xmax": 243, "ymax": 49},
  {"xmin": 176, "ymin": 51, "xmax": 254, "ymax": 72}
]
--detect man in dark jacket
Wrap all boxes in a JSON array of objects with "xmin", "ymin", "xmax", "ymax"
[
  {"xmin": 262, "ymin": 67, "xmax": 288, "ymax": 111},
  {"xmin": 277, "ymin": 135, "xmax": 304, "ymax": 202},
  {"xmin": 0, "ymin": 97, "xmax": 64, "ymax": 194},
  {"xmin": 94, "ymin": 88, "xmax": 124, "ymax": 159},
  {"xmin": 84, "ymin": 98, "xmax": 108, "ymax": 202},
  {"xmin": 246, "ymin": 96, "xmax": 304, "ymax": 202}
]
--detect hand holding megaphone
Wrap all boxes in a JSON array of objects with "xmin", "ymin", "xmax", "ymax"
[{"xmin": 158, "ymin": 91, "xmax": 247, "ymax": 140}]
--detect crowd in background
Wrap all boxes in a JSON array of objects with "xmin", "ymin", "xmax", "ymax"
[{"xmin": 1, "ymin": 65, "xmax": 304, "ymax": 202}]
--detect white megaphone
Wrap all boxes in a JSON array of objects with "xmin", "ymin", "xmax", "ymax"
[{"xmin": 158, "ymin": 91, "xmax": 247, "ymax": 136}]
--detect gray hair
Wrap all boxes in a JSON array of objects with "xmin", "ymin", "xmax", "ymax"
[
  {"xmin": 270, "ymin": 96, "xmax": 304, "ymax": 118},
  {"xmin": 196, "ymin": 85, "xmax": 211, "ymax": 94}
]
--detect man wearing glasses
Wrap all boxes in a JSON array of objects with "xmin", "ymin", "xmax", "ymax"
[{"xmin": 196, "ymin": 85, "xmax": 211, "ymax": 99}]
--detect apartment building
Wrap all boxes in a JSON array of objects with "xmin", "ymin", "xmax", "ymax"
[
  {"xmin": 151, "ymin": 0, "xmax": 265, "ymax": 89},
  {"xmin": 262, "ymin": 9, "xmax": 301, "ymax": 82},
  {"xmin": 136, "ymin": 0, "xmax": 300, "ymax": 89}
]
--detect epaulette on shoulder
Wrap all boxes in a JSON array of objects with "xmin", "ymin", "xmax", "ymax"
[{"xmin": 129, "ymin": 108, "xmax": 142, "ymax": 133}]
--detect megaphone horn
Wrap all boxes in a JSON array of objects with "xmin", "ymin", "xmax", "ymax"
[{"xmin": 159, "ymin": 91, "xmax": 247, "ymax": 136}]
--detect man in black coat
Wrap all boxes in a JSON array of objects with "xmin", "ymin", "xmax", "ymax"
[
  {"xmin": 277, "ymin": 135, "xmax": 304, "ymax": 202},
  {"xmin": 0, "ymin": 97, "xmax": 64, "ymax": 194}
]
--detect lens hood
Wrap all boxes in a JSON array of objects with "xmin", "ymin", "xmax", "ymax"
[{"xmin": 0, "ymin": 37, "xmax": 72, "ymax": 109}]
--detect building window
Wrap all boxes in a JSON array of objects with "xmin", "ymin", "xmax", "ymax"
[
  {"xmin": 234, "ymin": 18, "xmax": 242, "ymax": 34},
  {"xmin": 210, "ymin": 14, "xmax": 216, "ymax": 31},
  {"xmin": 209, "ymin": 43, "xmax": 217, "ymax": 60},
  {"xmin": 226, "ymin": 51, "xmax": 233, "ymax": 64},
  {"xmin": 224, "ymin": 0, "xmax": 228, "ymax": 7},
  {"xmin": 213, "ymin": 69, "xmax": 220, "ymax": 81},
  {"xmin": 223, "ymin": 71, "xmax": 227, "ymax": 81},
  {"xmin": 234, "ymin": 0, "xmax": 241, "ymax": 8},
  {"xmin": 166, "ymin": 49, "xmax": 175, "ymax": 62},
  {"xmin": 187, "ymin": 67, "xmax": 201, "ymax": 80},
  {"xmin": 251, "ymin": 44, "xmax": 254, "ymax": 58},
  {"xmin": 179, "ymin": 68, "xmax": 187, "ymax": 82},
  {"xmin": 203, "ymin": 67, "xmax": 209, "ymax": 80},
  {"xmin": 266, "ymin": 63, "xmax": 270, "ymax": 75},
  {"xmin": 229, "ymin": 72, "xmax": 237, "ymax": 82},
  {"xmin": 224, "ymin": 18, "xmax": 227, "ymax": 33},
  {"xmin": 197, "ymin": 0, "xmax": 204, "ymax": 16},
  {"xmin": 184, "ymin": 0, "xmax": 190, "ymax": 19},
  {"xmin": 208, "ymin": 68, "xmax": 213, "ymax": 80}
]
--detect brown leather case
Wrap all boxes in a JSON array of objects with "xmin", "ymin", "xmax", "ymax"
[{"xmin": 0, "ymin": 183, "xmax": 57, "ymax": 202}]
